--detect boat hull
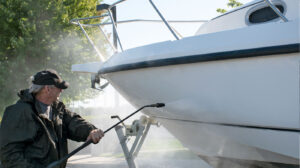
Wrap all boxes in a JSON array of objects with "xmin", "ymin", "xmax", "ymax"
[
  {"xmin": 102, "ymin": 53, "xmax": 300, "ymax": 164},
  {"xmin": 72, "ymin": 14, "xmax": 300, "ymax": 167}
]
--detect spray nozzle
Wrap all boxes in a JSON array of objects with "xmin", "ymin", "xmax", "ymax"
[{"xmin": 147, "ymin": 103, "xmax": 165, "ymax": 108}]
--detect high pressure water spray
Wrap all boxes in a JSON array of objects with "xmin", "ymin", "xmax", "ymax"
[{"xmin": 47, "ymin": 103, "xmax": 165, "ymax": 168}]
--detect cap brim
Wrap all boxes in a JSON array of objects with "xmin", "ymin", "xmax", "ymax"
[{"xmin": 56, "ymin": 81, "xmax": 69, "ymax": 89}]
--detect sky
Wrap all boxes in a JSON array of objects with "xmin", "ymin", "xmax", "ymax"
[{"xmin": 100, "ymin": 0, "xmax": 252, "ymax": 50}]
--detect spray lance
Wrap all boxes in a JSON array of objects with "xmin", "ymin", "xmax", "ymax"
[{"xmin": 47, "ymin": 103, "xmax": 165, "ymax": 168}]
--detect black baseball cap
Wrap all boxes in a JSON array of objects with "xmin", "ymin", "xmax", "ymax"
[{"xmin": 32, "ymin": 69, "xmax": 69, "ymax": 89}]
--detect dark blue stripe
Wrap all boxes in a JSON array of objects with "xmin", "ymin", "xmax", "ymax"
[{"xmin": 99, "ymin": 43, "xmax": 300, "ymax": 74}]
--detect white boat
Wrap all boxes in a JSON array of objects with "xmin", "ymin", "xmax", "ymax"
[{"xmin": 71, "ymin": 0, "xmax": 300, "ymax": 167}]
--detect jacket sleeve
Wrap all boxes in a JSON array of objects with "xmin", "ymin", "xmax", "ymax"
[
  {"xmin": 0, "ymin": 104, "xmax": 39, "ymax": 168},
  {"xmin": 61, "ymin": 105, "xmax": 97, "ymax": 142}
]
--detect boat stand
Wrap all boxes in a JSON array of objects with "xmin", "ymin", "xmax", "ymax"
[{"xmin": 113, "ymin": 115, "xmax": 159, "ymax": 168}]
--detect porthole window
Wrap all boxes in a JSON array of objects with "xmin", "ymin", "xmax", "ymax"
[{"xmin": 248, "ymin": 5, "xmax": 285, "ymax": 24}]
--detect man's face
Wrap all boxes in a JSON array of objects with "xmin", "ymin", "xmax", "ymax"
[{"xmin": 47, "ymin": 86, "xmax": 62, "ymax": 103}]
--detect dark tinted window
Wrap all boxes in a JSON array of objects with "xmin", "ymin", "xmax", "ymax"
[{"xmin": 249, "ymin": 5, "xmax": 284, "ymax": 23}]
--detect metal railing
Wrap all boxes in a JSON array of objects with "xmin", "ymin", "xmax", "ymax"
[
  {"xmin": 70, "ymin": 0, "xmax": 207, "ymax": 61},
  {"xmin": 149, "ymin": 0, "xmax": 180, "ymax": 40},
  {"xmin": 70, "ymin": 14, "xmax": 116, "ymax": 61},
  {"xmin": 71, "ymin": 18, "xmax": 207, "ymax": 27},
  {"xmin": 70, "ymin": 0, "xmax": 288, "ymax": 62},
  {"xmin": 264, "ymin": 0, "xmax": 288, "ymax": 22}
]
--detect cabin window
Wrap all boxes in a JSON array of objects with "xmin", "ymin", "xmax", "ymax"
[{"xmin": 248, "ymin": 5, "xmax": 284, "ymax": 24}]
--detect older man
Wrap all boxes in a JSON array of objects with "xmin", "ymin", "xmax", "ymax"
[{"xmin": 0, "ymin": 69, "xmax": 104, "ymax": 168}]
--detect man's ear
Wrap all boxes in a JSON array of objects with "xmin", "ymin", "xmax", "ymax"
[{"xmin": 44, "ymin": 85, "xmax": 50, "ymax": 93}]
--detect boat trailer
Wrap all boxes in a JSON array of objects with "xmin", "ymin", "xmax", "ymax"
[{"xmin": 112, "ymin": 115, "xmax": 160, "ymax": 168}]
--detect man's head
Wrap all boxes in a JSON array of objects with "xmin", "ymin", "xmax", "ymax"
[{"xmin": 29, "ymin": 69, "xmax": 69, "ymax": 104}]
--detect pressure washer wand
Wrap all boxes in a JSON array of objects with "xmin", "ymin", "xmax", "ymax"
[{"xmin": 47, "ymin": 103, "xmax": 165, "ymax": 168}]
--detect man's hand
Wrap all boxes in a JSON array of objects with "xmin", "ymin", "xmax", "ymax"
[{"xmin": 87, "ymin": 129, "xmax": 104, "ymax": 144}]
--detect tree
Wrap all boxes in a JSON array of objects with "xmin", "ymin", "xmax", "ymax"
[
  {"xmin": 0, "ymin": 0, "xmax": 106, "ymax": 118},
  {"xmin": 217, "ymin": 0, "xmax": 243, "ymax": 13}
]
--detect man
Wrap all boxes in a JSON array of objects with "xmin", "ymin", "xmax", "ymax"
[{"xmin": 0, "ymin": 69, "xmax": 104, "ymax": 168}]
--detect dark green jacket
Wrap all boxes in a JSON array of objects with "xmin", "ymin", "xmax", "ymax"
[{"xmin": 0, "ymin": 89, "xmax": 96, "ymax": 168}]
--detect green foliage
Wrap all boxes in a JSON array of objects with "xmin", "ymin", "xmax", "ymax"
[
  {"xmin": 216, "ymin": 8, "xmax": 227, "ymax": 14},
  {"xmin": 217, "ymin": 0, "xmax": 243, "ymax": 13},
  {"xmin": 227, "ymin": 0, "xmax": 243, "ymax": 8},
  {"xmin": 0, "ymin": 0, "xmax": 106, "ymax": 116}
]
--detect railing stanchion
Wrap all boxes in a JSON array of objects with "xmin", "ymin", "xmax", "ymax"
[
  {"xmin": 107, "ymin": 8, "xmax": 124, "ymax": 51},
  {"xmin": 77, "ymin": 21, "xmax": 106, "ymax": 61},
  {"xmin": 264, "ymin": 0, "xmax": 288, "ymax": 22},
  {"xmin": 149, "ymin": 0, "xmax": 180, "ymax": 40}
]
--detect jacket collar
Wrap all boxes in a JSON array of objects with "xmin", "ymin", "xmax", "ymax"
[
  {"xmin": 18, "ymin": 89, "xmax": 61, "ymax": 120},
  {"xmin": 18, "ymin": 89, "xmax": 35, "ymax": 104}
]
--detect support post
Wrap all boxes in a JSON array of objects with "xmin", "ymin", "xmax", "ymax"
[
  {"xmin": 115, "ymin": 125, "xmax": 137, "ymax": 168},
  {"xmin": 111, "ymin": 6, "xmax": 118, "ymax": 49}
]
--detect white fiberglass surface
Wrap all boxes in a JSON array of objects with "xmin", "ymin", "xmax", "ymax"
[
  {"xmin": 102, "ymin": 19, "xmax": 299, "ymax": 69},
  {"xmin": 158, "ymin": 118, "xmax": 299, "ymax": 163},
  {"xmin": 104, "ymin": 54, "xmax": 300, "ymax": 130},
  {"xmin": 195, "ymin": 0, "xmax": 299, "ymax": 35}
]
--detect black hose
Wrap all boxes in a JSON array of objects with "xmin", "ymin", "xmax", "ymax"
[{"xmin": 47, "ymin": 103, "xmax": 165, "ymax": 168}]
